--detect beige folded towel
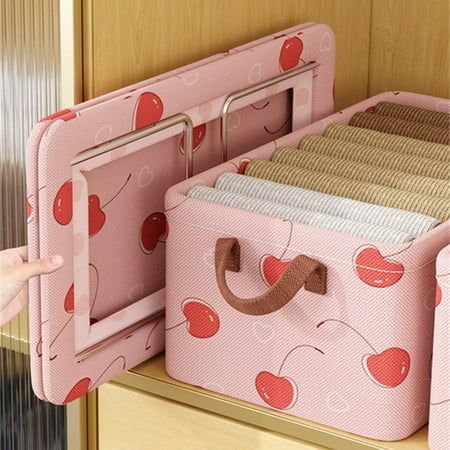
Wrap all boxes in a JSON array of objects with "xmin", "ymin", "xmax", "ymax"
[
  {"xmin": 374, "ymin": 102, "xmax": 450, "ymax": 129},
  {"xmin": 297, "ymin": 134, "xmax": 449, "ymax": 180},
  {"xmin": 350, "ymin": 112, "xmax": 450, "ymax": 145},
  {"xmin": 272, "ymin": 147, "xmax": 449, "ymax": 198},
  {"xmin": 244, "ymin": 159, "xmax": 450, "ymax": 222},
  {"xmin": 323, "ymin": 123, "xmax": 449, "ymax": 162}
]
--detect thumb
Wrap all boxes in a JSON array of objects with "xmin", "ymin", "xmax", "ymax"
[{"xmin": 15, "ymin": 255, "xmax": 64, "ymax": 282}]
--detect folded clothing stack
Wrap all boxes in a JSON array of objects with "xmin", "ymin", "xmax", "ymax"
[{"xmin": 187, "ymin": 102, "xmax": 449, "ymax": 243}]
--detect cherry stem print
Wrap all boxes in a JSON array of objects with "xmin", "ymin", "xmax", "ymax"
[
  {"xmin": 145, "ymin": 320, "xmax": 163, "ymax": 350},
  {"xmin": 63, "ymin": 355, "xmax": 127, "ymax": 403},
  {"xmin": 91, "ymin": 355, "xmax": 126, "ymax": 388},
  {"xmin": 264, "ymin": 116, "xmax": 291, "ymax": 135},
  {"xmin": 317, "ymin": 319, "xmax": 411, "ymax": 388},
  {"xmin": 277, "ymin": 344, "xmax": 324, "ymax": 376},
  {"xmin": 317, "ymin": 319, "xmax": 377, "ymax": 353},
  {"xmin": 255, "ymin": 343, "xmax": 324, "ymax": 410},
  {"xmin": 165, "ymin": 299, "xmax": 220, "ymax": 339},
  {"xmin": 431, "ymin": 399, "xmax": 450, "ymax": 406},
  {"xmin": 100, "ymin": 173, "xmax": 131, "ymax": 209},
  {"xmin": 436, "ymin": 272, "xmax": 450, "ymax": 278},
  {"xmin": 260, "ymin": 221, "xmax": 295, "ymax": 287},
  {"xmin": 279, "ymin": 220, "xmax": 294, "ymax": 260},
  {"xmin": 50, "ymin": 263, "xmax": 99, "ymax": 360},
  {"xmin": 251, "ymin": 100, "xmax": 270, "ymax": 110}
]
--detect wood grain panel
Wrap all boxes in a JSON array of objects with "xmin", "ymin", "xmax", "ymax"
[
  {"xmin": 98, "ymin": 383, "xmax": 323, "ymax": 450},
  {"xmin": 86, "ymin": 0, "xmax": 372, "ymax": 109},
  {"xmin": 369, "ymin": 0, "xmax": 449, "ymax": 98}
]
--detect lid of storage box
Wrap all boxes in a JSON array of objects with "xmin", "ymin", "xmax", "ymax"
[{"xmin": 26, "ymin": 22, "xmax": 335, "ymax": 404}]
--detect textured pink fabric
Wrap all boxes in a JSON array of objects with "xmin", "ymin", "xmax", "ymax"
[
  {"xmin": 165, "ymin": 91, "xmax": 450, "ymax": 441},
  {"xmin": 429, "ymin": 245, "xmax": 450, "ymax": 450},
  {"xmin": 26, "ymin": 22, "xmax": 335, "ymax": 404}
]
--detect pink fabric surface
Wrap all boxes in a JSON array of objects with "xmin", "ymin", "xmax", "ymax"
[
  {"xmin": 26, "ymin": 22, "xmax": 334, "ymax": 404},
  {"xmin": 165, "ymin": 91, "xmax": 450, "ymax": 441},
  {"xmin": 429, "ymin": 245, "xmax": 450, "ymax": 450}
]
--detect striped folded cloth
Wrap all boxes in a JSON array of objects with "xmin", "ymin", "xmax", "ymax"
[
  {"xmin": 271, "ymin": 147, "xmax": 449, "ymax": 198},
  {"xmin": 323, "ymin": 123, "xmax": 450, "ymax": 162},
  {"xmin": 244, "ymin": 160, "xmax": 450, "ymax": 222},
  {"xmin": 373, "ymin": 102, "xmax": 450, "ymax": 129},
  {"xmin": 296, "ymin": 134, "xmax": 448, "ymax": 180},
  {"xmin": 215, "ymin": 172, "xmax": 439, "ymax": 237},
  {"xmin": 350, "ymin": 112, "xmax": 450, "ymax": 145},
  {"xmin": 188, "ymin": 185, "xmax": 414, "ymax": 243}
]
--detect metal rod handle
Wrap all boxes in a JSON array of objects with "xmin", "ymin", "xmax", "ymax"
[
  {"xmin": 71, "ymin": 113, "xmax": 194, "ymax": 179},
  {"xmin": 220, "ymin": 61, "xmax": 320, "ymax": 162}
]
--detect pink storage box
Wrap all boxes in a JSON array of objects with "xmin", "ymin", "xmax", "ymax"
[
  {"xmin": 25, "ymin": 22, "xmax": 334, "ymax": 404},
  {"xmin": 429, "ymin": 245, "xmax": 450, "ymax": 450},
  {"xmin": 165, "ymin": 91, "xmax": 450, "ymax": 441}
]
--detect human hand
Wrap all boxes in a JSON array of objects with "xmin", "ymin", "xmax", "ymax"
[{"xmin": 0, "ymin": 246, "xmax": 63, "ymax": 326}]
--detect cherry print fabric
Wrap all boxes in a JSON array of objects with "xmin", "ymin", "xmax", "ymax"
[{"xmin": 429, "ymin": 245, "xmax": 450, "ymax": 450}]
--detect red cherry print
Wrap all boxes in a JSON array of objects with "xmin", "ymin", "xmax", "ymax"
[
  {"xmin": 255, "ymin": 344, "xmax": 323, "ymax": 410},
  {"xmin": 50, "ymin": 264, "xmax": 99, "ymax": 360},
  {"xmin": 145, "ymin": 320, "xmax": 163, "ymax": 350},
  {"xmin": 317, "ymin": 319, "xmax": 410, "ymax": 387},
  {"xmin": 353, "ymin": 246, "xmax": 404, "ymax": 288},
  {"xmin": 139, "ymin": 212, "xmax": 168, "ymax": 254},
  {"xmin": 26, "ymin": 197, "xmax": 33, "ymax": 223},
  {"xmin": 363, "ymin": 348, "xmax": 411, "ymax": 388},
  {"xmin": 237, "ymin": 159, "xmax": 250, "ymax": 174},
  {"xmin": 182, "ymin": 299, "xmax": 220, "ymax": 338},
  {"xmin": 255, "ymin": 372, "xmax": 297, "ymax": 410},
  {"xmin": 40, "ymin": 108, "xmax": 76, "ymax": 122},
  {"xmin": 261, "ymin": 255, "xmax": 290, "ymax": 286},
  {"xmin": 63, "ymin": 377, "xmax": 91, "ymax": 403},
  {"xmin": 179, "ymin": 123, "xmax": 206, "ymax": 154},
  {"xmin": 365, "ymin": 106, "xmax": 375, "ymax": 113},
  {"xmin": 166, "ymin": 299, "xmax": 220, "ymax": 338},
  {"xmin": 88, "ymin": 195, "xmax": 106, "ymax": 237},
  {"xmin": 134, "ymin": 92, "xmax": 164, "ymax": 130},
  {"xmin": 279, "ymin": 37, "xmax": 303, "ymax": 72},
  {"xmin": 65, "ymin": 283, "xmax": 75, "ymax": 313},
  {"xmin": 88, "ymin": 173, "xmax": 131, "ymax": 237},
  {"xmin": 63, "ymin": 356, "xmax": 126, "ymax": 403},
  {"xmin": 53, "ymin": 180, "xmax": 73, "ymax": 225},
  {"xmin": 260, "ymin": 223, "xmax": 294, "ymax": 286},
  {"xmin": 435, "ymin": 283, "xmax": 442, "ymax": 307}
]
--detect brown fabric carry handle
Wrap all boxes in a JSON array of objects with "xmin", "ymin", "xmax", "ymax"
[{"xmin": 215, "ymin": 238, "xmax": 327, "ymax": 316}]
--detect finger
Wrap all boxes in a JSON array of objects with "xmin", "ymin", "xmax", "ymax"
[
  {"xmin": 14, "ymin": 246, "xmax": 29, "ymax": 261},
  {"xmin": 14, "ymin": 255, "xmax": 64, "ymax": 282}
]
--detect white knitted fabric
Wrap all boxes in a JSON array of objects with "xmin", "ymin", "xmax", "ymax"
[
  {"xmin": 188, "ymin": 185, "xmax": 415, "ymax": 243},
  {"xmin": 215, "ymin": 173, "xmax": 439, "ymax": 237}
]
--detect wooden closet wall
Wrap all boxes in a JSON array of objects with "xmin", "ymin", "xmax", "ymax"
[{"xmin": 82, "ymin": 0, "xmax": 449, "ymax": 110}]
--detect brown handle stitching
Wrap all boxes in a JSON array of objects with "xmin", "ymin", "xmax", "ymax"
[{"xmin": 215, "ymin": 238, "xmax": 327, "ymax": 316}]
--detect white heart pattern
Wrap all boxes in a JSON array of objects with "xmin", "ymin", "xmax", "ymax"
[
  {"xmin": 138, "ymin": 165, "xmax": 154, "ymax": 188},
  {"xmin": 320, "ymin": 32, "xmax": 333, "ymax": 52},
  {"xmin": 248, "ymin": 62, "xmax": 262, "ymax": 83},
  {"xmin": 326, "ymin": 391, "xmax": 350, "ymax": 413},
  {"xmin": 252, "ymin": 321, "xmax": 275, "ymax": 343}
]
